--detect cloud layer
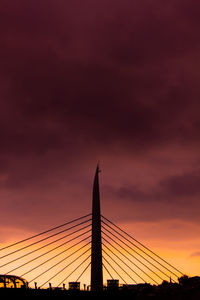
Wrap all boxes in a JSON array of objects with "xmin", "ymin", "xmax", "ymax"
[{"xmin": 0, "ymin": 0, "xmax": 200, "ymax": 252}]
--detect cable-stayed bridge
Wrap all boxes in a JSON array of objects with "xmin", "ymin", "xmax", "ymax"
[{"xmin": 0, "ymin": 166, "xmax": 184, "ymax": 292}]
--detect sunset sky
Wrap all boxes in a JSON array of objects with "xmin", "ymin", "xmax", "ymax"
[{"xmin": 0, "ymin": 0, "xmax": 200, "ymax": 284}]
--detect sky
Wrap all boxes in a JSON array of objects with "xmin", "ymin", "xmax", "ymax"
[{"xmin": 0, "ymin": 0, "xmax": 200, "ymax": 285}]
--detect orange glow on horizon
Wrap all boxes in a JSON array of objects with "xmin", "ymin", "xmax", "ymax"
[{"xmin": 0, "ymin": 216, "xmax": 199, "ymax": 289}]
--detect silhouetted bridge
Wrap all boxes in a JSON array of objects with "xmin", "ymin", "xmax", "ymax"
[{"xmin": 0, "ymin": 166, "xmax": 184, "ymax": 293}]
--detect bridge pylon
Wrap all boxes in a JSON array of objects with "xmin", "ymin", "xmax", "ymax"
[{"xmin": 91, "ymin": 164, "xmax": 103, "ymax": 292}]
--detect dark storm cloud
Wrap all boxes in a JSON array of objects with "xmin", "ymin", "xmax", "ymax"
[
  {"xmin": 104, "ymin": 169, "xmax": 200, "ymax": 203},
  {"xmin": 1, "ymin": 0, "xmax": 200, "ymax": 155},
  {"xmin": 0, "ymin": 0, "xmax": 200, "ymax": 227},
  {"xmin": 101, "ymin": 167, "xmax": 200, "ymax": 224},
  {"xmin": 160, "ymin": 170, "xmax": 200, "ymax": 198}
]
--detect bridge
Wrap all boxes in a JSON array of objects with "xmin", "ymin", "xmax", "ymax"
[{"xmin": 0, "ymin": 165, "xmax": 184, "ymax": 292}]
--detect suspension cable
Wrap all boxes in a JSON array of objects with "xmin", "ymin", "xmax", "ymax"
[
  {"xmin": 103, "ymin": 248, "xmax": 137, "ymax": 284},
  {"xmin": 1, "ymin": 224, "xmax": 91, "ymax": 270},
  {"xmin": 102, "ymin": 255, "xmax": 127, "ymax": 284},
  {"xmin": 103, "ymin": 262, "xmax": 114, "ymax": 280},
  {"xmin": 102, "ymin": 215, "xmax": 183, "ymax": 276},
  {"xmin": 102, "ymin": 224, "xmax": 171, "ymax": 282},
  {"xmin": 39, "ymin": 247, "xmax": 91, "ymax": 287},
  {"xmin": 0, "ymin": 218, "xmax": 91, "ymax": 261},
  {"xmin": 20, "ymin": 235, "xmax": 91, "ymax": 279},
  {"xmin": 57, "ymin": 254, "xmax": 91, "ymax": 287},
  {"xmin": 7, "ymin": 233, "xmax": 91, "ymax": 276},
  {"xmin": 102, "ymin": 220, "xmax": 178, "ymax": 279},
  {"xmin": 102, "ymin": 236, "xmax": 148, "ymax": 283},
  {"xmin": 30, "ymin": 243, "xmax": 91, "ymax": 284},
  {"xmin": 102, "ymin": 230, "xmax": 159, "ymax": 284},
  {"xmin": 0, "ymin": 214, "xmax": 91, "ymax": 252},
  {"xmin": 76, "ymin": 261, "xmax": 91, "ymax": 282},
  {"xmin": 102, "ymin": 241, "xmax": 144, "ymax": 283}
]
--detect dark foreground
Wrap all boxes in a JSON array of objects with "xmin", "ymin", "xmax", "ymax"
[
  {"xmin": 0, "ymin": 287, "xmax": 200, "ymax": 300},
  {"xmin": 1, "ymin": 277, "xmax": 200, "ymax": 300}
]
